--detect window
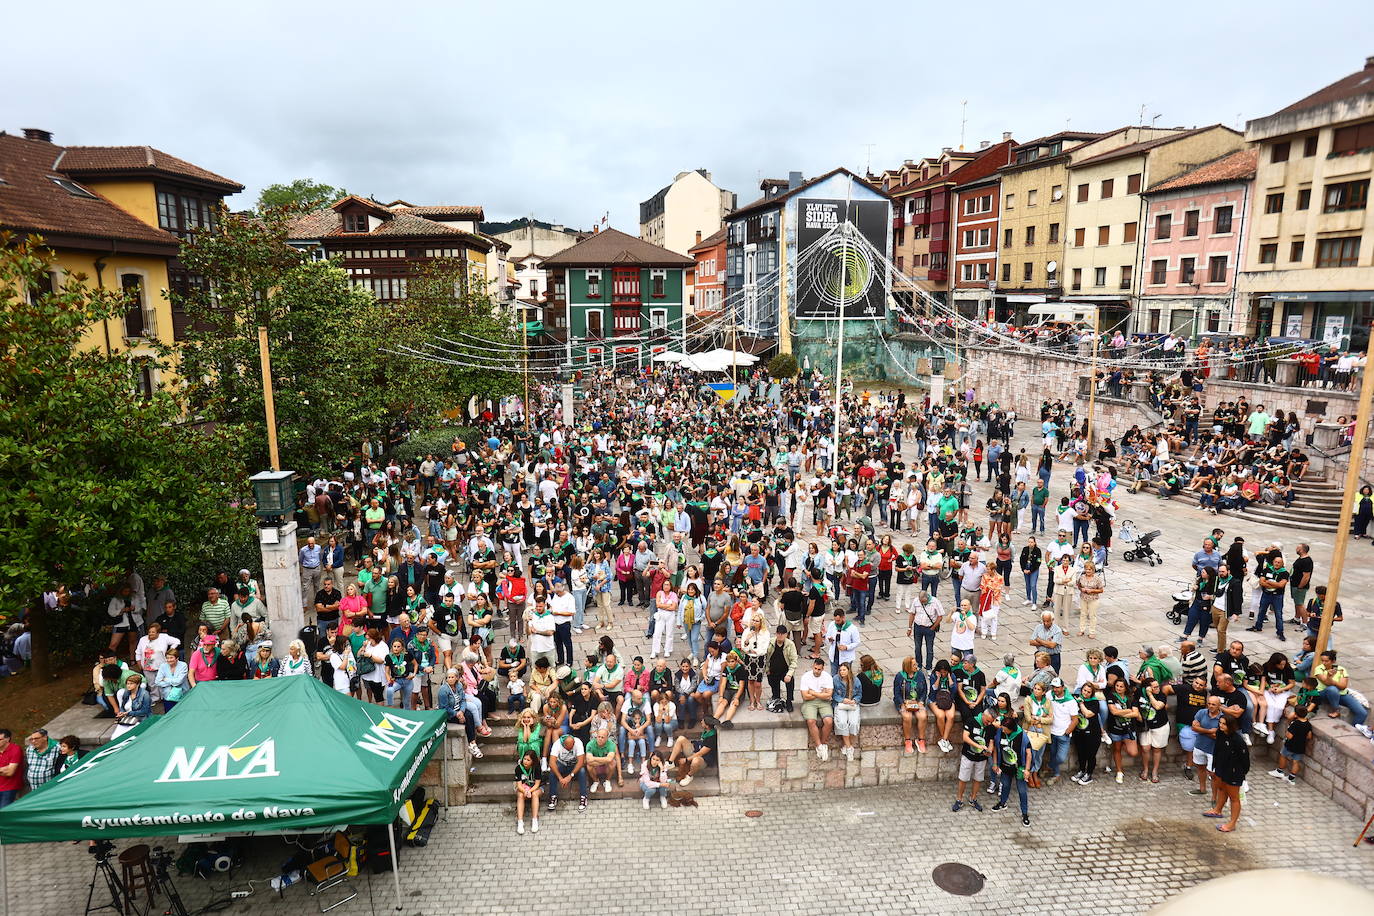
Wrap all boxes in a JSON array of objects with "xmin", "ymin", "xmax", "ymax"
[
  {"xmin": 1180, "ymin": 257, "xmax": 1196, "ymax": 284},
  {"xmin": 1148, "ymin": 310, "xmax": 1161, "ymax": 333},
  {"xmin": 1297, "ymin": 188, "xmax": 1311, "ymax": 210},
  {"xmin": 1048, "ymin": 223, "xmax": 1060, "ymax": 243},
  {"xmin": 1097, "ymin": 225, "xmax": 1110, "ymax": 245},
  {"xmin": 27, "ymin": 270, "xmax": 55, "ymax": 305},
  {"xmin": 1323, "ymin": 179, "xmax": 1369, "ymax": 212},
  {"xmin": 648, "ymin": 308, "xmax": 668, "ymax": 331},
  {"xmin": 343, "ymin": 213, "xmax": 369, "ymax": 233},
  {"xmin": 977, "ymin": 263, "xmax": 989, "ymax": 281},
  {"xmin": 1126, "ymin": 173, "xmax": 1142, "ymax": 195},
  {"xmin": 586, "ymin": 269, "xmax": 601, "ymax": 298},
  {"xmin": 963, "ymin": 230, "xmax": 973, "ymax": 247},
  {"xmin": 134, "ymin": 361, "xmax": 155, "ymax": 401},
  {"xmin": 1073, "ymin": 227, "xmax": 1085, "ymax": 247},
  {"xmin": 1101, "ymin": 178, "xmax": 1114, "ymax": 199},
  {"xmin": 1005, "ymin": 193, "xmax": 1015, "ymax": 209},
  {"xmin": 650, "ymin": 269, "xmax": 666, "ymax": 298},
  {"xmin": 1003, "ymin": 228, "xmax": 1013, "ymax": 248},
  {"xmin": 157, "ymin": 191, "xmax": 181, "ymax": 232},
  {"xmin": 121, "ymin": 274, "xmax": 147, "ymax": 338},
  {"xmin": 896, "ymin": 255, "xmax": 904, "ymax": 272},
  {"xmin": 964, "ymin": 195, "xmax": 992, "ymax": 215},
  {"xmin": 1207, "ymin": 255, "xmax": 1228, "ymax": 283},
  {"xmin": 1071, "ymin": 267, "xmax": 1083, "ymax": 290},
  {"xmin": 1316, "ymin": 236, "xmax": 1361, "ymax": 267},
  {"xmin": 961, "ymin": 264, "xmax": 974, "ymax": 281},
  {"xmin": 1264, "ymin": 192, "xmax": 1284, "ymax": 214},
  {"xmin": 1331, "ymin": 122, "xmax": 1374, "ymax": 155},
  {"xmin": 1213, "ymin": 205, "xmax": 1233, "ymax": 234},
  {"xmin": 1259, "ymin": 244, "xmax": 1278, "ymax": 264},
  {"xmin": 529, "ymin": 277, "xmax": 539, "ymax": 296},
  {"xmin": 1025, "ymin": 226, "xmax": 1036, "ymax": 245},
  {"xmin": 1150, "ymin": 259, "xmax": 1168, "ymax": 284},
  {"xmin": 1076, "ymin": 183, "xmax": 1089, "ymax": 202},
  {"xmin": 1290, "ymin": 239, "xmax": 1305, "ymax": 262},
  {"xmin": 1155, "ymin": 214, "xmax": 1172, "ymax": 239},
  {"xmin": 1022, "ymin": 261, "xmax": 1033, "ymax": 281},
  {"xmin": 1304, "ymin": 135, "xmax": 1319, "ymax": 157},
  {"xmin": 1123, "ymin": 221, "xmax": 1138, "ymax": 243},
  {"xmin": 1093, "ymin": 267, "xmax": 1107, "ymax": 287},
  {"xmin": 1271, "ymin": 141, "xmax": 1290, "ymax": 163},
  {"xmin": 49, "ymin": 177, "xmax": 97, "ymax": 199},
  {"xmin": 1207, "ymin": 310, "xmax": 1222, "ymax": 333},
  {"xmin": 1051, "ymin": 185, "xmax": 1063, "ymax": 201},
  {"xmin": 1183, "ymin": 209, "xmax": 1200, "ymax": 237},
  {"xmin": 586, "ymin": 310, "xmax": 603, "ymax": 338},
  {"xmin": 1118, "ymin": 265, "xmax": 1132, "ymax": 289},
  {"xmin": 1027, "ymin": 189, "xmax": 1038, "ymax": 207},
  {"xmin": 1001, "ymin": 262, "xmax": 1011, "ymax": 282}
]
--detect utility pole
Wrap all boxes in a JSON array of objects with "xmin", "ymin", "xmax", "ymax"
[
  {"xmin": 830, "ymin": 177, "xmax": 854, "ymax": 472},
  {"xmin": 1311, "ymin": 322, "xmax": 1374, "ymax": 667},
  {"xmin": 257, "ymin": 326, "xmax": 280, "ymax": 470},
  {"xmin": 1085, "ymin": 305, "xmax": 1101, "ymax": 453},
  {"xmin": 522, "ymin": 309, "xmax": 530, "ymax": 429}
]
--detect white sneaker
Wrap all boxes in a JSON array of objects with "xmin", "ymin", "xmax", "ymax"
[
  {"xmin": 516, "ymin": 820, "xmax": 525, "ymax": 835},
  {"xmin": 589, "ymin": 782, "xmax": 599, "ymax": 793},
  {"xmin": 679, "ymin": 774, "xmax": 693, "ymax": 787},
  {"xmin": 531, "ymin": 818, "xmax": 539, "ymax": 833},
  {"xmin": 817, "ymin": 744, "xmax": 829, "ymax": 762},
  {"xmin": 603, "ymin": 780, "xmax": 613, "ymax": 792},
  {"xmin": 1266, "ymin": 731, "xmax": 1275, "ymax": 745},
  {"xmin": 470, "ymin": 743, "xmax": 483, "ymax": 759},
  {"xmin": 660, "ymin": 794, "xmax": 668, "ymax": 808},
  {"xmin": 1023, "ymin": 600, "xmax": 1033, "ymax": 607},
  {"xmin": 626, "ymin": 763, "xmax": 636, "ymax": 775},
  {"xmin": 1268, "ymin": 768, "xmax": 1286, "ymax": 779},
  {"xmin": 1356, "ymin": 724, "xmax": 1373, "ymax": 739},
  {"xmin": 642, "ymin": 796, "xmax": 650, "ymax": 809}
]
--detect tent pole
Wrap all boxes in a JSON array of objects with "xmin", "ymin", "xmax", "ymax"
[
  {"xmin": 1, "ymin": 839, "xmax": 8, "ymax": 916},
  {"xmin": 387, "ymin": 823, "xmax": 402, "ymax": 912}
]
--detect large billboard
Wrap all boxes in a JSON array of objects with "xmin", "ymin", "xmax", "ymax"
[{"xmin": 795, "ymin": 197, "xmax": 890, "ymax": 320}]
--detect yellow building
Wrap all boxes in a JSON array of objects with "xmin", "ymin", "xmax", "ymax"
[
  {"xmin": 997, "ymin": 128, "xmax": 1183, "ymax": 321},
  {"xmin": 1063, "ymin": 125, "xmax": 1243, "ymax": 332},
  {"xmin": 1239, "ymin": 55, "xmax": 1374, "ymax": 348},
  {"xmin": 0, "ymin": 127, "xmax": 242, "ymax": 389}
]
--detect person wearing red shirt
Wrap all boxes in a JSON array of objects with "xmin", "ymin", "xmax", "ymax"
[{"xmin": 0, "ymin": 729, "xmax": 24, "ymax": 808}]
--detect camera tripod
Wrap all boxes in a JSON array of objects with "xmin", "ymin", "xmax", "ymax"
[
  {"xmin": 85, "ymin": 847, "xmax": 140, "ymax": 916},
  {"xmin": 148, "ymin": 847, "xmax": 190, "ymax": 916}
]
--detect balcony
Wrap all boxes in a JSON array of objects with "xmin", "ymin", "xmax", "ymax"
[
  {"xmin": 928, "ymin": 239, "xmax": 948, "ymax": 255},
  {"xmin": 928, "ymin": 269, "xmax": 948, "ymax": 284},
  {"xmin": 893, "ymin": 215, "xmax": 905, "ymax": 229}
]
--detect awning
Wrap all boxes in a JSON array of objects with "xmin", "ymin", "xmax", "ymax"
[{"xmin": 1265, "ymin": 291, "xmax": 1374, "ymax": 302}]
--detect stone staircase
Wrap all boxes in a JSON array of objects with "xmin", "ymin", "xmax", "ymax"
[
  {"xmin": 1117, "ymin": 469, "xmax": 1345, "ymax": 532},
  {"xmin": 465, "ymin": 716, "xmax": 719, "ymax": 804}
]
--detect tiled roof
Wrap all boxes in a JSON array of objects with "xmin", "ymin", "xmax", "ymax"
[
  {"xmin": 540, "ymin": 227, "xmax": 695, "ymax": 268},
  {"xmin": 689, "ymin": 226, "xmax": 727, "ymax": 252},
  {"xmin": 1271, "ymin": 58, "xmax": 1374, "ymax": 117},
  {"xmin": 393, "ymin": 204, "xmax": 485, "ymax": 220},
  {"xmin": 728, "ymin": 167, "xmax": 887, "ymax": 218},
  {"xmin": 889, "ymin": 146, "xmax": 1007, "ymax": 196},
  {"xmin": 1012, "ymin": 130, "xmax": 1104, "ymax": 151},
  {"xmin": 56, "ymin": 144, "xmax": 242, "ymax": 192},
  {"xmin": 0, "ymin": 133, "xmax": 180, "ymax": 251},
  {"xmin": 1068, "ymin": 126, "xmax": 1235, "ymax": 170},
  {"xmin": 284, "ymin": 207, "xmax": 493, "ymax": 250},
  {"xmin": 1145, "ymin": 149, "xmax": 1258, "ymax": 193}
]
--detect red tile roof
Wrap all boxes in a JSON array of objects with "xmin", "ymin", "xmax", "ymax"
[
  {"xmin": 0, "ymin": 133, "xmax": 180, "ymax": 252},
  {"xmin": 392, "ymin": 204, "xmax": 485, "ymax": 220},
  {"xmin": 728, "ymin": 168, "xmax": 887, "ymax": 218},
  {"xmin": 56, "ymin": 145, "xmax": 242, "ymax": 193},
  {"xmin": 1068, "ymin": 126, "xmax": 1236, "ymax": 170},
  {"xmin": 889, "ymin": 144, "xmax": 1013, "ymax": 196},
  {"xmin": 540, "ymin": 227, "xmax": 695, "ymax": 268},
  {"xmin": 284, "ymin": 206, "xmax": 493, "ymax": 250},
  {"xmin": 1145, "ymin": 149, "xmax": 1258, "ymax": 193},
  {"xmin": 1271, "ymin": 58, "xmax": 1374, "ymax": 117}
]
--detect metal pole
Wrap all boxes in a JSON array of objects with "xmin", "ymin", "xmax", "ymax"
[
  {"xmin": 1086, "ymin": 305, "xmax": 1101, "ymax": 453},
  {"xmin": 522, "ymin": 312, "xmax": 530, "ymax": 430},
  {"xmin": 1, "ymin": 839, "xmax": 8, "ymax": 916},
  {"xmin": 257, "ymin": 326, "xmax": 280, "ymax": 471},
  {"xmin": 830, "ymin": 178, "xmax": 854, "ymax": 472},
  {"xmin": 1311, "ymin": 322, "xmax": 1374, "ymax": 668},
  {"xmin": 387, "ymin": 821, "xmax": 403, "ymax": 912}
]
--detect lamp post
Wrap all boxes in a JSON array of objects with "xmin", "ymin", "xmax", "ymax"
[{"xmin": 250, "ymin": 469, "xmax": 305, "ymax": 646}]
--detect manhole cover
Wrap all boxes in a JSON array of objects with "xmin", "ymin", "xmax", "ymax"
[
  {"xmin": 744, "ymin": 810, "xmax": 763, "ymax": 818},
  {"xmin": 932, "ymin": 862, "xmax": 985, "ymax": 896}
]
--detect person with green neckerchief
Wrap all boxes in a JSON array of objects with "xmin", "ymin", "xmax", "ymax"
[{"xmin": 992, "ymin": 713, "xmax": 1032, "ymax": 826}]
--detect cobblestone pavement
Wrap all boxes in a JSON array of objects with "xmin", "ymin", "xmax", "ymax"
[{"xmin": 5, "ymin": 774, "xmax": 1374, "ymax": 915}]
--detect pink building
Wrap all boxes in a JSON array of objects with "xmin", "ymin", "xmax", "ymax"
[{"xmin": 1139, "ymin": 149, "xmax": 1257, "ymax": 337}]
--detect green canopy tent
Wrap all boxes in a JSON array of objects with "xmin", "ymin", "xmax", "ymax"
[{"xmin": 0, "ymin": 676, "xmax": 448, "ymax": 912}]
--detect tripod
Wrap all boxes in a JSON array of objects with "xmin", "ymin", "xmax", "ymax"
[
  {"xmin": 148, "ymin": 848, "xmax": 190, "ymax": 916},
  {"xmin": 84, "ymin": 849, "xmax": 139, "ymax": 916}
]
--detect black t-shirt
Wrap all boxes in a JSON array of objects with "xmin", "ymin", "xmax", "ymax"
[
  {"xmin": 953, "ymin": 667, "xmax": 987, "ymax": 716},
  {"xmin": 894, "ymin": 554, "xmax": 918, "ymax": 585},
  {"xmin": 1214, "ymin": 652, "xmax": 1247, "ymax": 683},
  {"xmin": 314, "ymin": 588, "xmax": 342, "ymax": 614},
  {"xmin": 1176, "ymin": 683, "xmax": 1209, "ymax": 730},
  {"xmin": 962, "ymin": 719, "xmax": 992, "ymax": 761},
  {"xmin": 422, "ymin": 566, "xmax": 446, "ymax": 595},
  {"xmin": 780, "ymin": 589, "xmax": 807, "ymax": 621},
  {"xmin": 1210, "ymin": 684, "xmax": 1249, "ymax": 717},
  {"xmin": 807, "ymin": 581, "xmax": 828, "ymax": 617},
  {"xmin": 1289, "ymin": 556, "xmax": 1313, "ymax": 590},
  {"xmin": 1283, "ymin": 718, "xmax": 1312, "ymax": 755}
]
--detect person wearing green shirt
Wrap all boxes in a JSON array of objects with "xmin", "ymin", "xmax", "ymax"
[
  {"xmin": 584, "ymin": 727, "xmax": 622, "ymax": 793},
  {"xmin": 1030, "ymin": 483, "xmax": 1050, "ymax": 534},
  {"xmin": 199, "ymin": 588, "xmax": 231, "ymax": 637}
]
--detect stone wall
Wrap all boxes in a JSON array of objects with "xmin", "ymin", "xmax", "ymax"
[{"xmin": 417, "ymin": 728, "xmax": 469, "ymax": 806}]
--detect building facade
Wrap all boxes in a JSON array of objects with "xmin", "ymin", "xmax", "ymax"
[
  {"xmin": 948, "ymin": 140, "xmax": 1016, "ymax": 319},
  {"xmin": 1239, "ymin": 55, "xmax": 1374, "ymax": 349},
  {"xmin": 1063, "ymin": 125, "xmax": 1245, "ymax": 332},
  {"xmin": 639, "ymin": 170, "xmax": 736, "ymax": 256},
  {"xmin": 689, "ymin": 227, "xmax": 727, "ymax": 316},
  {"xmin": 540, "ymin": 228, "xmax": 694, "ymax": 369},
  {"xmin": 480, "ymin": 218, "xmax": 587, "ymax": 312},
  {"xmin": 884, "ymin": 150, "xmax": 978, "ymax": 307},
  {"xmin": 1139, "ymin": 150, "xmax": 1257, "ymax": 338},
  {"xmin": 0, "ymin": 127, "xmax": 242, "ymax": 391}
]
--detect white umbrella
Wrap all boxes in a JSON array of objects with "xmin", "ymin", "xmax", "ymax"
[{"xmin": 652, "ymin": 350, "xmax": 685, "ymax": 363}]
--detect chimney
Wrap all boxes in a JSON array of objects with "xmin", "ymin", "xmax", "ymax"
[
  {"xmin": 788, "ymin": 170, "xmax": 804, "ymax": 189},
  {"xmin": 22, "ymin": 127, "xmax": 52, "ymax": 142},
  {"xmin": 1002, "ymin": 131, "xmax": 1012, "ymax": 141},
  {"xmin": 695, "ymin": 230, "xmax": 702, "ymax": 244},
  {"xmin": 979, "ymin": 140, "xmax": 991, "ymax": 149},
  {"xmin": 941, "ymin": 147, "xmax": 952, "ymax": 155},
  {"xmin": 1366, "ymin": 54, "xmax": 1374, "ymax": 70},
  {"xmin": 903, "ymin": 159, "xmax": 914, "ymax": 167}
]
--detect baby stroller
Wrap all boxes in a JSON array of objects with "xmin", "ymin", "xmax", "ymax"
[
  {"xmin": 1119, "ymin": 522, "xmax": 1162, "ymax": 566},
  {"xmin": 1168, "ymin": 582, "xmax": 1193, "ymax": 626}
]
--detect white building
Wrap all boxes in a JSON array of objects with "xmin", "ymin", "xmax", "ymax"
[{"xmin": 639, "ymin": 170, "xmax": 736, "ymax": 256}]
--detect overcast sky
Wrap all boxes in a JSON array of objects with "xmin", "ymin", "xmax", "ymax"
[{"xmin": 8, "ymin": 0, "xmax": 1371, "ymax": 232}]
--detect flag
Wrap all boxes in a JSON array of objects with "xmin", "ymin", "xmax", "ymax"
[{"xmin": 709, "ymin": 382, "xmax": 736, "ymax": 403}]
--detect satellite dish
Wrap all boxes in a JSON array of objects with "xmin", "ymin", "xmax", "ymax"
[{"xmin": 1046, "ymin": 260, "xmax": 1058, "ymax": 272}]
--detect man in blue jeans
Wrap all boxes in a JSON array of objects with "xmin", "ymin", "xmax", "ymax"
[
  {"xmin": 1046, "ymin": 679, "xmax": 1078, "ymax": 784},
  {"xmin": 907, "ymin": 591, "xmax": 944, "ymax": 670},
  {"xmin": 1248, "ymin": 555, "xmax": 1289, "ymax": 642},
  {"xmin": 546, "ymin": 734, "xmax": 589, "ymax": 813}
]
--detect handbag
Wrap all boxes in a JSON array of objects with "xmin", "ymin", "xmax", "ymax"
[
  {"xmin": 357, "ymin": 654, "xmax": 376, "ymax": 676},
  {"xmin": 1026, "ymin": 729, "xmax": 1050, "ymax": 751},
  {"xmin": 115, "ymin": 714, "xmax": 143, "ymax": 728},
  {"xmin": 80, "ymin": 688, "xmax": 99, "ymax": 706}
]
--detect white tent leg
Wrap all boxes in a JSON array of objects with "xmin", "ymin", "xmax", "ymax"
[
  {"xmin": 2, "ymin": 840, "xmax": 8, "ymax": 916},
  {"xmin": 387, "ymin": 823, "xmax": 402, "ymax": 912}
]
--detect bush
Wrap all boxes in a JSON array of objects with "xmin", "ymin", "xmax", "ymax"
[
  {"xmin": 402, "ymin": 424, "xmax": 481, "ymax": 462},
  {"xmin": 161, "ymin": 513, "xmax": 262, "ymax": 611},
  {"xmin": 768, "ymin": 353, "xmax": 799, "ymax": 379}
]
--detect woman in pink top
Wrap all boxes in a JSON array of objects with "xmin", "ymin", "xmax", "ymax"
[
  {"xmin": 339, "ymin": 582, "xmax": 369, "ymax": 622},
  {"xmin": 188, "ymin": 635, "xmax": 220, "ymax": 686}
]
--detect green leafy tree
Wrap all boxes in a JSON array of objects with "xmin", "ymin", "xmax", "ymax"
[
  {"xmin": 768, "ymin": 352, "xmax": 799, "ymax": 379},
  {"xmin": 174, "ymin": 211, "xmax": 390, "ymax": 476},
  {"xmin": 0, "ymin": 234, "xmax": 249, "ymax": 679},
  {"xmin": 255, "ymin": 178, "xmax": 347, "ymax": 215}
]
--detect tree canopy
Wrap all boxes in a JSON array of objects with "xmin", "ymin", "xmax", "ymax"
[
  {"xmin": 255, "ymin": 178, "xmax": 346, "ymax": 215},
  {"xmin": 0, "ymin": 234, "xmax": 249, "ymax": 678}
]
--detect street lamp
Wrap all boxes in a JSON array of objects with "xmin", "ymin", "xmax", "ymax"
[{"xmin": 249, "ymin": 469, "xmax": 295, "ymax": 530}]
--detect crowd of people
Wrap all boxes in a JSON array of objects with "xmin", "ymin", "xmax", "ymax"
[{"xmin": 2, "ymin": 362, "xmax": 1370, "ymax": 843}]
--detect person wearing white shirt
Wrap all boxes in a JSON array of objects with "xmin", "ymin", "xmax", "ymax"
[
  {"xmin": 822, "ymin": 609, "xmax": 861, "ymax": 676},
  {"xmin": 798, "ymin": 656, "xmax": 836, "ymax": 761}
]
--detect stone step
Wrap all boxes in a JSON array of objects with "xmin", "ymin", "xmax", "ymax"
[{"xmin": 464, "ymin": 774, "xmax": 719, "ymax": 804}]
